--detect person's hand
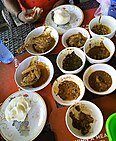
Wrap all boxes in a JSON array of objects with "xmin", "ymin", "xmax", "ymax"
[{"xmin": 18, "ymin": 7, "xmax": 43, "ymax": 23}]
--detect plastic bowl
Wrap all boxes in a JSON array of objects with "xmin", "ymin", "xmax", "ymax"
[{"xmin": 106, "ymin": 113, "xmax": 116, "ymax": 141}]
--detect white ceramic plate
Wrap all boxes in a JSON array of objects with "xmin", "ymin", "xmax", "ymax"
[
  {"xmin": 45, "ymin": 5, "xmax": 84, "ymax": 35},
  {"xmin": 25, "ymin": 26, "xmax": 59, "ymax": 55},
  {"xmin": 52, "ymin": 74, "xmax": 85, "ymax": 106},
  {"xmin": 0, "ymin": 90, "xmax": 47, "ymax": 141}
]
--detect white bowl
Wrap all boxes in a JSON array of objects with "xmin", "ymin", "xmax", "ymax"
[
  {"xmin": 56, "ymin": 47, "xmax": 86, "ymax": 74},
  {"xmin": 66, "ymin": 100, "xmax": 103, "ymax": 140},
  {"xmin": 83, "ymin": 37, "xmax": 115, "ymax": 64},
  {"xmin": 83, "ymin": 64, "xmax": 116, "ymax": 95},
  {"xmin": 62, "ymin": 27, "xmax": 90, "ymax": 49},
  {"xmin": 52, "ymin": 74, "xmax": 85, "ymax": 106},
  {"xmin": 15, "ymin": 56, "xmax": 54, "ymax": 92},
  {"xmin": 25, "ymin": 26, "xmax": 59, "ymax": 55},
  {"xmin": 89, "ymin": 15, "xmax": 116, "ymax": 39}
]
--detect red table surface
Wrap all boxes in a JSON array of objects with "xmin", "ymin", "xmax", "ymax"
[{"xmin": 0, "ymin": 8, "xmax": 116, "ymax": 141}]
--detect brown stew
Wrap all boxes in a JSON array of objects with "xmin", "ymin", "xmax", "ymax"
[
  {"xmin": 57, "ymin": 80, "xmax": 80, "ymax": 100},
  {"xmin": 69, "ymin": 105, "xmax": 94, "ymax": 135},
  {"xmin": 32, "ymin": 34, "xmax": 56, "ymax": 53},
  {"xmin": 66, "ymin": 32, "xmax": 87, "ymax": 48},
  {"xmin": 91, "ymin": 24, "xmax": 111, "ymax": 35},
  {"xmin": 87, "ymin": 41, "xmax": 110, "ymax": 60},
  {"xmin": 88, "ymin": 70, "xmax": 112, "ymax": 92},
  {"xmin": 32, "ymin": 62, "xmax": 50, "ymax": 87}
]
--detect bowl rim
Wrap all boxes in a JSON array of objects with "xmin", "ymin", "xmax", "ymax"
[
  {"xmin": 15, "ymin": 55, "xmax": 54, "ymax": 92},
  {"xmin": 106, "ymin": 113, "xmax": 116, "ymax": 141},
  {"xmin": 88, "ymin": 15, "xmax": 116, "ymax": 37},
  {"xmin": 83, "ymin": 63, "xmax": 116, "ymax": 95},
  {"xmin": 62, "ymin": 27, "xmax": 90, "ymax": 48},
  {"xmin": 24, "ymin": 25, "xmax": 59, "ymax": 56},
  {"xmin": 52, "ymin": 74, "xmax": 85, "ymax": 106},
  {"xmin": 65, "ymin": 100, "xmax": 104, "ymax": 139},
  {"xmin": 83, "ymin": 37, "xmax": 115, "ymax": 63},
  {"xmin": 56, "ymin": 47, "xmax": 86, "ymax": 74}
]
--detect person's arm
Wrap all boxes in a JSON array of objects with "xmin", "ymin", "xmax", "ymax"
[{"xmin": 2, "ymin": 0, "xmax": 22, "ymax": 17}]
